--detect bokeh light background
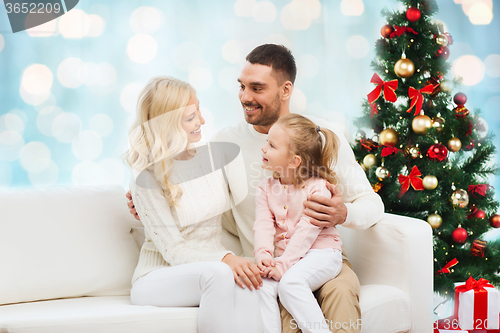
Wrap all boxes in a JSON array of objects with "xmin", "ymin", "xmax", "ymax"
[{"xmin": 0, "ymin": 0, "xmax": 499, "ymax": 233}]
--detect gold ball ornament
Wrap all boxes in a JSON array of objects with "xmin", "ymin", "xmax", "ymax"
[
  {"xmin": 423, "ymin": 175, "xmax": 438, "ymax": 190},
  {"xmin": 394, "ymin": 56, "xmax": 415, "ymax": 78},
  {"xmin": 375, "ymin": 166, "xmax": 390, "ymax": 180},
  {"xmin": 448, "ymin": 137, "xmax": 462, "ymax": 152},
  {"xmin": 363, "ymin": 154, "xmax": 377, "ymax": 169},
  {"xmin": 412, "ymin": 115, "xmax": 432, "ymax": 134},
  {"xmin": 432, "ymin": 116, "xmax": 445, "ymax": 131},
  {"xmin": 379, "ymin": 128, "xmax": 399, "ymax": 146},
  {"xmin": 450, "ymin": 189, "xmax": 469, "ymax": 208},
  {"xmin": 436, "ymin": 34, "xmax": 449, "ymax": 46},
  {"xmin": 427, "ymin": 213, "xmax": 443, "ymax": 229},
  {"xmin": 440, "ymin": 80, "xmax": 454, "ymax": 93}
]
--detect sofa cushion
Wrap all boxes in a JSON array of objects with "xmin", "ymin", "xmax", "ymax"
[
  {"xmin": 359, "ymin": 284, "xmax": 411, "ymax": 333},
  {"xmin": 0, "ymin": 296, "xmax": 198, "ymax": 333},
  {"xmin": 0, "ymin": 186, "xmax": 140, "ymax": 305}
]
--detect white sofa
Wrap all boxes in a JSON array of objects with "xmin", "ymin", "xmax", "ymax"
[{"xmin": 0, "ymin": 185, "xmax": 433, "ymax": 333}]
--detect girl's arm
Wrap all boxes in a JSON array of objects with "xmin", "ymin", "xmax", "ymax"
[
  {"xmin": 131, "ymin": 171, "xmax": 232, "ymax": 266},
  {"xmin": 253, "ymin": 180, "xmax": 276, "ymax": 266},
  {"xmin": 274, "ymin": 181, "xmax": 332, "ymax": 276}
]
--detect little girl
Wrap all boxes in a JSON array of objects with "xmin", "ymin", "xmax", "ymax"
[{"xmin": 254, "ymin": 113, "xmax": 343, "ymax": 333}]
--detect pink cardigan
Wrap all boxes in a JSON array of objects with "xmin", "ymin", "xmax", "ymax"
[{"xmin": 253, "ymin": 176, "xmax": 342, "ymax": 276}]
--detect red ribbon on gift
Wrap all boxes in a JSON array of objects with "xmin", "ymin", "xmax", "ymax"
[
  {"xmin": 367, "ymin": 73, "xmax": 398, "ymax": 104},
  {"xmin": 398, "ymin": 165, "xmax": 424, "ymax": 197},
  {"xmin": 468, "ymin": 184, "xmax": 491, "ymax": 198},
  {"xmin": 436, "ymin": 258, "xmax": 458, "ymax": 274},
  {"xmin": 381, "ymin": 146, "xmax": 400, "ymax": 157},
  {"xmin": 454, "ymin": 277, "xmax": 495, "ymax": 330},
  {"xmin": 407, "ymin": 84, "xmax": 434, "ymax": 116},
  {"xmin": 389, "ymin": 25, "xmax": 418, "ymax": 39}
]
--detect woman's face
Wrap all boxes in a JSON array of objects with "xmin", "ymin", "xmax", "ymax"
[{"xmin": 181, "ymin": 94, "xmax": 205, "ymax": 144}]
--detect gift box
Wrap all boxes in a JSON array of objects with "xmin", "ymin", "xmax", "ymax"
[{"xmin": 454, "ymin": 277, "xmax": 500, "ymax": 330}]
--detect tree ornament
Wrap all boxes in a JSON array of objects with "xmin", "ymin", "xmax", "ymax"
[
  {"xmin": 450, "ymin": 189, "xmax": 469, "ymax": 208},
  {"xmin": 447, "ymin": 137, "xmax": 462, "ymax": 152},
  {"xmin": 436, "ymin": 46, "xmax": 450, "ymax": 60},
  {"xmin": 406, "ymin": 7, "xmax": 421, "ymax": 22},
  {"xmin": 372, "ymin": 182, "xmax": 383, "ymax": 193},
  {"xmin": 440, "ymin": 80, "xmax": 454, "ymax": 93},
  {"xmin": 452, "ymin": 227, "xmax": 468, "ymax": 243},
  {"xmin": 381, "ymin": 24, "xmax": 394, "ymax": 38},
  {"xmin": 423, "ymin": 175, "xmax": 438, "ymax": 190},
  {"xmin": 427, "ymin": 213, "xmax": 442, "ymax": 229},
  {"xmin": 453, "ymin": 105, "xmax": 470, "ymax": 118},
  {"xmin": 379, "ymin": 128, "xmax": 398, "ymax": 146},
  {"xmin": 454, "ymin": 92, "xmax": 467, "ymax": 105},
  {"xmin": 367, "ymin": 73, "xmax": 398, "ymax": 103},
  {"xmin": 412, "ymin": 114, "xmax": 432, "ymax": 134},
  {"xmin": 489, "ymin": 214, "xmax": 500, "ymax": 228},
  {"xmin": 360, "ymin": 138, "xmax": 377, "ymax": 151},
  {"xmin": 394, "ymin": 55, "xmax": 415, "ymax": 78},
  {"xmin": 471, "ymin": 239, "xmax": 487, "ymax": 257},
  {"xmin": 432, "ymin": 116, "xmax": 445, "ymax": 131},
  {"xmin": 463, "ymin": 139, "xmax": 475, "ymax": 151},
  {"xmin": 473, "ymin": 116, "xmax": 488, "ymax": 140},
  {"xmin": 404, "ymin": 145, "xmax": 421, "ymax": 159},
  {"xmin": 398, "ymin": 165, "xmax": 424, "ymax": 197},
  {"xmin": 363, "ymin": 154, "xmax": 377, "ymax": 169},
  {"xmin": 407, "ymin": 85, "xmax": 434, "ymax": 116},
  {"xmin": 427, "ymin": 144, "xmax": 448, "ymax": 162},
  {"xmin": 375, "ymin": 166, "xmax": 390, "ymax": 180},
  {"xmin": 467, "ymin": 206, "xmax": 486, "ymax": 219},
  {"xmin": 354, "ymin": 130, "xmax": 366, "ymax": 141},
  {"xmin": 436, "ymin": 34, "xmax": 449, "ymax": 46}
]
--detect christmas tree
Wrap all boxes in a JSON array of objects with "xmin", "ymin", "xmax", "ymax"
[{"xmin": 351, "ymin": 0, "xmax": 500, "ymax": 298}]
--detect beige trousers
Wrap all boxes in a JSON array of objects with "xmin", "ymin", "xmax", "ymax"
[{"xmin": 280, "ymin": 260, "xmax": 361, "ymax": 333}]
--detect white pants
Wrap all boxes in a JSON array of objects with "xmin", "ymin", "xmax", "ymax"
[
  {"xmin": 259, "ymin": 248, "xmax": 342, "ymax": 333},
  {"xmin": 130, "ymin": 261, "xmax": 262, "ymax": 333}
]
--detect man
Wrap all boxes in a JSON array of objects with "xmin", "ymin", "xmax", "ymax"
[{"xmin": 127, "ymin": 44, "xmax": 384, "ymax": 333}]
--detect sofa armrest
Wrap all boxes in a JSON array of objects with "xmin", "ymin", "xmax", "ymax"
[{"xmin": 338, "ymin": 213, "xmax": 434, "ymax": 332}]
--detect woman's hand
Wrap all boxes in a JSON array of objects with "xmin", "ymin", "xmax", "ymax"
[
  {"xmin": 222, "ymin": 254, "xmax": 263, "ymax": 290},
  {"xmin": 303, "ymin": 182, "xmax": 347, "ymax": 228},
  {"xmin": 126, "ymin": 190, "xmax": 141, "ymax": 221}
]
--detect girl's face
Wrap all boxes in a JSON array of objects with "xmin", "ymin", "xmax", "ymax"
[
  {"xmin": 181, "ymin": 94, "xmax": 205, "ymax": 144},
  {"xmin": 261, "ymin": 124, "xmax": 295, "ymax": 174}
]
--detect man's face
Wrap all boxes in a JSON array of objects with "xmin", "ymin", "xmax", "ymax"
[{"xmin": 237, "ymin": 62, "xmax": 282, "ymax": 127}]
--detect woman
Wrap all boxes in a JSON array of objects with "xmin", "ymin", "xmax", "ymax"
[{"xmin": 125, "ymin": 76, "xmax": 262, "ymax": 333}]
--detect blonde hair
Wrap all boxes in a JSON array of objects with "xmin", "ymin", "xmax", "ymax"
[
  {"xmin": 125, "ymin": 76, "xmax": 196, "ymax": 207},
  {"xmin": 274, "ymin": 113, "xmax": 339, "ymax": 188}
]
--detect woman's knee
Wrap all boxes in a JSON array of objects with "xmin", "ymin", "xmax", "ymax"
[{"xmin": 200, "ymin": 262, "xmax": 234, "ymax": 288}]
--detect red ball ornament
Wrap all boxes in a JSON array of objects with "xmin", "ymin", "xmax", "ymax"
[
  {"xmin": 427, "ymin": 144, "xmax": 448, "ymax": 162},
  {"xmin": 406, "ymin": 7, "xmax": 421, "ymax": 22},
  {"xmin": 452, "ymin": 227, "xmax": 468, "ymax": 243},
  {"xmin": 381, "ymin": 24, "xmax": 394, "ymax": 38},
  {"xmin": 454, "ymin": 92, "xmax": 467, "ymax": 106},
  {"xmin": 463, "ymin": 140, "xmax": 475, "ymax": 151},
  {"xmin": 467, "ymin": 207, "xmax": 486, "ymax": 219},
  {"xmin": 436, "ymin": 46, "xmax": 450, "ymax": 60},
  {"xmin": 489, "ymin": 214, "xmax": 500, "ymax": 228}
]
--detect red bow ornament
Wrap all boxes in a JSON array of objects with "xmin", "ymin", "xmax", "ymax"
[
  {"xmin": 468, "ymin": 184, "xmax": 491, "ymax": 198},
  {"xmin": 436, "ymin": 258, "xmax": 458, "ymax": 274},
  {"xmin": 389, "ymin": 25, "xmax": 418, "ymax": 39},
  {"xmin": 381, "ymin": 146, "xmax": 401, "ymax": 157},
  {"xmin": 406, "ymin": 84, "xmax": 434, "ymax": 116},
  {"xmin": 367, "ymin": 73, "xmax": 398, "ymax": 104},
  {"xmin": 398, "ymin": 165, "xmax": 424, "ymax": 197}
]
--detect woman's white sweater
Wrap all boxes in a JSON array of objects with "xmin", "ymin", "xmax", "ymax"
[{"xmin": 130, "ymin": 145, "xmax": 233, "ymax": 285}]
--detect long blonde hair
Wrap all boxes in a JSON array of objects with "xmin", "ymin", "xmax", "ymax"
[
  {"xmin": 125, "ymin": 76, "xmax": 195, "ymax": 207},
  {"xmin": 275, "ymin": 113, "xmax": 339, "ymax": 188}
]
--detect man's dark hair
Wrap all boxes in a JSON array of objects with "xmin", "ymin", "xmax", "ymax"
[{"xmin": 246, "ymin": 44, "xmax": 297, "ymax": 85}]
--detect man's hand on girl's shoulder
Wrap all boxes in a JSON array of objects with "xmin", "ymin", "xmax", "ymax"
[{"xmin": 303, "ymin": 182, "xmax": 347, "ymax": 228}]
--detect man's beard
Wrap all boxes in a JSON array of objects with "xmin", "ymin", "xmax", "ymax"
[{"xmin": 243, "ymin": 95, "xmax": 281, "ymax": 127}]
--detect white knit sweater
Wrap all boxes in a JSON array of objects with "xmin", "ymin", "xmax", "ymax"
[{"xmin": 130, "ymin": 144, "xmax": 234, "ymax": 285}]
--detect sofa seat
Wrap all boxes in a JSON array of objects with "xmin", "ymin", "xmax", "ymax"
[
  {"xmin": 0, "ymin": 285, "xmax": 410, "ymax": 333},
  {"xmin": 0, "ymin": 296, "xmax": 198, "ymax": 333}
]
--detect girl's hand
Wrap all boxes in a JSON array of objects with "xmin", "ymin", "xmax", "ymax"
[
  {"xmin": 257, "ymin": 258, "xmax": 276, "ymax": 272},
  {"xmin": 264, "ymin": 266, "xmax": 282, "ymax": 281}
]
